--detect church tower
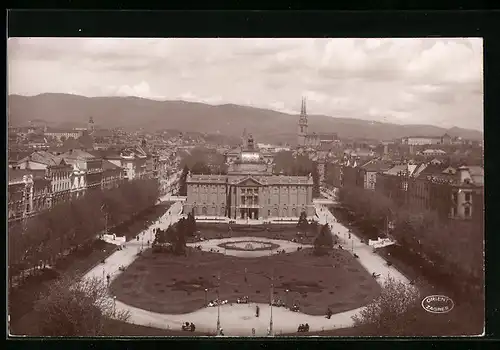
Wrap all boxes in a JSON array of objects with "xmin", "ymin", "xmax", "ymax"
[
  {"xmin": 88, "ymin": 116, "xmax": 95, "ymax": 134},
  {"xmin": 297, "ymin": 97, "xmax": 308, "ymax": 147}
]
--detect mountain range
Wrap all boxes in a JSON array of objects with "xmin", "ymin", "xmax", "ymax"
[{"xmin": 8, "ymin": 93, "xmax": 483, "ymax": 145}]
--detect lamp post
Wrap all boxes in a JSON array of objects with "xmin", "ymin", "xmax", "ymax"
[
  {"xmin": 216, "ymin": 272, "xmax": 221, "ymax": 333},
  {"xmin": 285, "ymin": 289, "xmax": 289, "ymax": 309},
  {"xmin": 113, "ymin": 296, "xmax": 116, "ymax": 317},
  {"xmin": 204, "ymin": 288, "xmax": 208, "ymax": 306},
  {"xmin": 269, "ymin": 269, "xmax": 274, "ymax": 336}
]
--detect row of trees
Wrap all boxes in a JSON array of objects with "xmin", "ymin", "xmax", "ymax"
[
  {"xmin": 337, "ymin": 185, "xmax": 483, "ymax": 295},
  {"xmin": 8, "ymin": 178, "xmax": 160, "ymax": 286},
  {"xmin": 337, "ymin": 185, "xmax": 394, "ymax": 236},
  {"xmin": 180, "ymin": 147, "xmax": 228, "ymax": 176}
]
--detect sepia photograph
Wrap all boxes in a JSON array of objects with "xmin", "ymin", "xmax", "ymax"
[{"xmin": 7, "ymin": 37, "xmax": 484, "ymax": 337}]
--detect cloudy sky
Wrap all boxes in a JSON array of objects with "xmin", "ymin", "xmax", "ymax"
[{"xmin": 8, "ymin": 38, "xmax": 483, "ymax": 131}]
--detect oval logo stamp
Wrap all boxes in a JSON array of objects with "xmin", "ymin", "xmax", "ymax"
[{"xmin": 421, "ymin": 295, "xmax": 455, "ymax": 314}]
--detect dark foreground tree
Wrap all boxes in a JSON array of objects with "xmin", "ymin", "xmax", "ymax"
[
  {"xmin": 34, "ymin": 275, "xmax": 130, "ymax": 336},
  {"xmin": 352, "ymin": 276, "xmax": 420, "ymax": 335}
]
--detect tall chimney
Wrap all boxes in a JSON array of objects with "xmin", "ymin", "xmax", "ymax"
[{"xmin": 383, "ymin": 144, "xmax": 388, "ymax": 155}]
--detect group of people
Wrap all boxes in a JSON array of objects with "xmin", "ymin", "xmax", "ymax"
[
  {"xmin": 297, "ymin": 323, "xmax": 310, "ymax": 332},
  {"xmin": 181, "ymin": 322, "xmax": 196, "ymax": 332}
]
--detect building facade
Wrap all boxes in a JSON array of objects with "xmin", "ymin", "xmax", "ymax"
[
  {"xmin": 185, "ymin": 135, "xmax": 315, "ymax": 220},
  {"xmin": 17, "ymin": 151, "xmax": 73, "ymax": 206}
]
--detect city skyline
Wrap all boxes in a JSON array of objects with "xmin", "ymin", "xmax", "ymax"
[{"xmin": 8, "ymin": 38, "xmax": 483, "ymax": 131}]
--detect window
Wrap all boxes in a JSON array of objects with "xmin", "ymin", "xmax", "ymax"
[
  {"xmin": 465, "ymin": 192, "xmax": 471, "ymax": 202},
  {"xmin": 464, "ymin": 206, "xmax": 471, "ymax": 217}
]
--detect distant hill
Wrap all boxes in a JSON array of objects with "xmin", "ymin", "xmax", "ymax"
[{"xmin": 8, "ymin": 93, "xmax": 483, "ymax": 144}]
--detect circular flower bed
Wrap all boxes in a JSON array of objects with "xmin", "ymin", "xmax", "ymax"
[{"xmin": 217, "ymin": 240, "xmax": 281, "ymax": 251}]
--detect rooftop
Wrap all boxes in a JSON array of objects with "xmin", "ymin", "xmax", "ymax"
[
  {"xmin": 61, "ymin": 149, "xmax": 96, "ymax": 160},
  {"xmin": 102, "ymin": 159, "xmax": 122, "ymax": 170},
  {"xmin": 19, "ymin": 151, "xmax": 64, "ymax": 166}
]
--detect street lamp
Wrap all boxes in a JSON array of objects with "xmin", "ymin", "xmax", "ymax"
[
  {"xmin": 216, "ymin": 272, "xmax": 221, "ymax": 333},
  {"xmin": 285, "ymin": 289, "xmax": 290, "ymax": 309},
  {"xmin": 113, "ymin": 296, "xmax": 117, "ymax": 317},
  {"xmin": 204, "ymin": 288, "xmax": 208, "ymax": 306},
  {"xmin": 269, "ymin": 269, "xmax": 275, "ymax": 336}
]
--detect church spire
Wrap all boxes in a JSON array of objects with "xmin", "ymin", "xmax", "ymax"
[{"xmin": 301, "ymin": 97, "xmax": 307, "ymax": 116}]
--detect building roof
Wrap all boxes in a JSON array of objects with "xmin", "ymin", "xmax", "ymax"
[
  {"xmin": 384, "ymin": 163, "xmax": 419, "ymax": 176},
  {"xmin": 8, "ymin": 151, "xmax": 33, "ymax": 163},
  {"xmin": 423, "ymin": 149, "xmax": 446, "ymax": 154},
  {"xmin": 187, "ymin": 174, "xmax": 313, "ymax": 185},
  {"xmin": 60, "ymin": 149, "xmax": 96, "ymax": 160},
  {"xmin": 45, "ymin": 128, "xmax": 80, "ymax": 134},
  {"xmin": 102, "ymin": 159, "xmax": 122, "ymax": 170},
  {"xmin": 18, "ymin": 151, "xmax": 65, "ymax": 166},
  {"xmin": 360, "ymin": 159, "xmax": 394, "ymax": 172},
  {"xmin": 89, "ymin": 149, "xmax": 122, "ymax": 159},
  {"xmin": 404, "ymin": 135, "xmax": 442, "ymax": 139}
]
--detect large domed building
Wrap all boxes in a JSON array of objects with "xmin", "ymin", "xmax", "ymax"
[{"xmin": 184, "ymin": 134, "xmax": 314, "ymax": 221}]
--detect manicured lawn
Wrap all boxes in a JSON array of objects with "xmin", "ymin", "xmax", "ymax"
[
  {"xmin": 189, "ymin": 223, "xmax": 318, "ymax": 245},
  {"xmin": 110, "ymin": 247, "xmax": 380, "ymax": 316}
]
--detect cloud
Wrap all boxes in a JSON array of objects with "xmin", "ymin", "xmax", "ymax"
[{"xmin": 7, "ymin": 37, "xmax": 483, "ymax": 131}]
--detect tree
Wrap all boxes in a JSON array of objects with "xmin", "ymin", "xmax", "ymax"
[
  {"xmin": 34, "ymin": 275, "xmax": 130, "ymax": 336},
  {"xmin": 191, "ymin": 161, "xmax": 211, "ymax": 175},
  {"xmin": 179, "ymin": 165, "xmax": 189, "ymax": 196},
  {"xmin": 352, "ymin": 277, "xmax": 420, "ymax": 336},
  {"xmin": 186, "ymin": 212, "xmax": 197, "ymax": 236},
  {"xmin": 313, "ymin": 224, "xmax": 333, "ymax": 255},
  {"xmin": 297, "ymin": 211, "xmax": 309, "ymax": 233},
  {"xmin": 162, "ymin": 220, "xmax": 187, "ymax": 255}
]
